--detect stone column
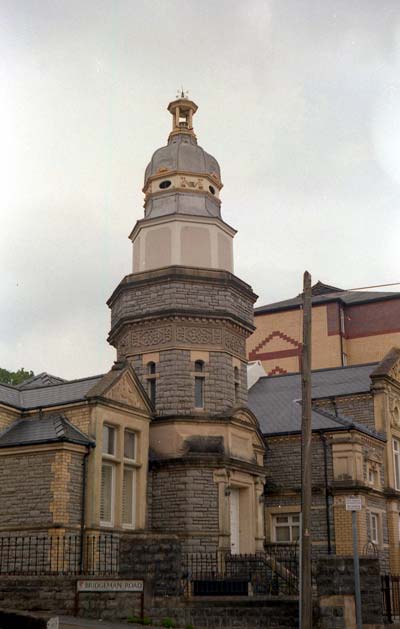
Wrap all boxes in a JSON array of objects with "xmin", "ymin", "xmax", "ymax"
[
  {"xmin": 255, "ymin": 477, "xmax": 266, "ymax": 551},
  {"xmin": 214, "ymin": 469, "xmax": 231, "ymax": 552}
]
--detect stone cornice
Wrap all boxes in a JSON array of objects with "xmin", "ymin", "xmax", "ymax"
[
  {"xmin": 129, "ymin": 212, "xmax": 235, "ymax": 241},
  {"xmin": 107, "ymin": 265, "xmax": 257, "ymax": 308},
  {"xmin": 149, "ymin": 453, "xmax": 265, "ymax": 475}
]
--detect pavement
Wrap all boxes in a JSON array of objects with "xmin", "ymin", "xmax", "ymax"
[{"xmin": 58, "ymin": 618, "xmax": 144, "ymax": 629}]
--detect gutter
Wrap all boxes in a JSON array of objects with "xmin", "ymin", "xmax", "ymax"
[
  {"xmin": 318, "ymin": 432, "xmax": 332, "ymax": 554},
  {"xmin": 79, "ymin": 446, "xmax": 93, "ymax": 574}
]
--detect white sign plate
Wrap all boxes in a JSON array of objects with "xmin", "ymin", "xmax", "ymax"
[
  {"xmin": 345, "ymin": 496, "xmax": 362, "ymax": 511},
  {"xmin": 77, "ymin": 579, "xmax": 144, "ymax": 593}
]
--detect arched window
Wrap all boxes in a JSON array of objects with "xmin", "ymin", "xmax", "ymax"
[
  {"xmin": 194, "ymin": 360, "xmax": 205, "ymax": 409},
  {"xmin": 234, "ymin": 366, "xmax": 240, "ymax": 404},
  {"xmin": 146, "ymin": 362, "xmax": 156, "ymax": 405}
]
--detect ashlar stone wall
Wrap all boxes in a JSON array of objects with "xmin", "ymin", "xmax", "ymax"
[{"xmin": 149, "ymin": 463, "xmax": 219, "ymax": 553}]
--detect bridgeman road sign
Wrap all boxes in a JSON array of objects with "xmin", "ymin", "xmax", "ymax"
[{"xmin": 77, "ymin": 579, "xmax": 144, "ymax": 592}]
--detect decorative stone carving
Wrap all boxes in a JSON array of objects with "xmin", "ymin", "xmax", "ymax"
[
  {"xmin": 176, "ymin": 326, "xmax": 222, "ymax": 345},
  {"xmin": 116, "ymin": 319, "xmax": 246, "ymax": 357},
  {"xmin": 107, "ymin": 373, "xmax": 145, "ymax": 410},
  {"xmin": 131, "ymin": 326, "xmax": 173, "ymax": 349},
  {"xmin": 224, "ymin": 330, "xmax": 246, "ymax": 356},
  {"xmin": 390, "ymin": 363, "xmax": 400, "ymax": 383},
  {"xmin": 180, "ymin": 176, "xmax": 204, "ymax": 190}
]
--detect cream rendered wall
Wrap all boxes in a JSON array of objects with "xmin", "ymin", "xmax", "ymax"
[
  {"xmin": 347, "ymin": 333, "xmax": 400, "ymax": 366},
  {"xmin": 131, "ymin": 216, "xmax": 234, "ymax": 273}
]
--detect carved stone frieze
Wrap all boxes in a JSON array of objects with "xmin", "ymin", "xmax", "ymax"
[
  {"xmin": 131, "ymin": 326, "xmax": 173, "ymax": 348},
  {"xmin": 176, "ymin": 325, "xmax": 222, "ymax": 345},
  {"xmin": 116, "ymin": 318, "xmax": 246, "ymax": 358}
]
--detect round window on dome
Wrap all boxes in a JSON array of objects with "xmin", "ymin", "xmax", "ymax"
[
  {"xmin": 209, "ymin": 185, "xmax": 216, "ymax": 195},
  {"xmin": 159, "ymin": 180, "xmax": 172, "ymax": 189}
]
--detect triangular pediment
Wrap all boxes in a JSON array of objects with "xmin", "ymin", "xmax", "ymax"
[
  {"xmin": 371, "ymin": 347, "xmax": 400, "ymax": 385},
  {"xmin": 106, "ymin": 371, "xmax": 146, "ymax": 410},
  {"xmin": 86, "ymin": 364, "xmax": 152, "ymax": 413}
]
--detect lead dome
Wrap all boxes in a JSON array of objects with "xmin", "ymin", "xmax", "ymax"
[{"xmin": 142, "ymin": 97, "xmax": 223, "ymax": 219}]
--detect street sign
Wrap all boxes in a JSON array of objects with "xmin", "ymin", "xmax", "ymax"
[
  {"xmin": 345, "ymin": 496, "xmax": 362, "ymax": 511},
  {"xmin": 77, "ymin": 579, "xmax": 144, "ymax": 592}
]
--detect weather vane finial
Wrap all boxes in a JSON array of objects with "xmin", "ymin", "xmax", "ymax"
[{"xmin": 176, "ymin": 86, "xmax": 189, "ymax": 99}]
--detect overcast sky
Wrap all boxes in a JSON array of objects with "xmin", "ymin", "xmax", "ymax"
[{"xmin": 2, "ymin": 0, "xmax": 400, "ymax": 380}]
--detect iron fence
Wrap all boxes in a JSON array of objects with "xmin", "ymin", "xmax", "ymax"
[
  {"xmin": 381, "ymin": 574, "xmax": 400, "ymax": 623},
  {"xmin": 0, "ymin": 533, "xmax": 119, "ymax": 576},
  {"xmin": 184, "ymin": 547, "xmax": 298, "ymax": 597}
]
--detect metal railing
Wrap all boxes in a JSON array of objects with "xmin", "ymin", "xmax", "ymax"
[
  {"xmin": 382, "ymin": 574, "xmax": 400, "ymax": 623},
  {"xmin": 183, "ymin": 548, "xmax": 299, "ymax": 597},
  {"xmin": 0, "ymin": 533, "xmax": 119, "ymax": 576}
]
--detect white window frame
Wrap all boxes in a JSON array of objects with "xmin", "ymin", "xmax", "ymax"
[
  {"xmin": 272, "ymin": 512, "xmax": 300, "ymax": 543},
  {"xmin": 370, "ymin": 512, "xmax": 379, "ymax": 545},
  {"xmin": 394, "ymin": 439, "xmax": 400, "ymax": 490},
  {"xmin": 122, "ymin": 466, "xmax": 136, "ymax": 529},
  {"xmin": 103, "ymin": 424, "xmax": 117, "ymax": 456},
  {"xmin": 100, "ymin": 462, "xmax": 115, "ymax": 527},
  {"xmin": 124, "ymin": 430, "xmax": 136, "ymax": 462}
]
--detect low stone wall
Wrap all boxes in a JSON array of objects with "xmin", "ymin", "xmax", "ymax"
[
  {"xmin": 149, "ymin": 596, "xmax": 300, "ymax": 629},
  {"xmin": 0, "ymin": 577, "xmax": 142, "ymax": 621},
  {"xmin": 119, "ymin": 533, "xmax": 182, "ymax": 597},
  {"xmin": 316, "ymin": 556, "xmax": 383, "ymax": 628}
]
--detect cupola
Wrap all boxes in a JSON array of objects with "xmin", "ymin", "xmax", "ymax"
[
  {"xmin": 143, "ymin": 95, "xmax": 223, "ymax": 220},
  {"xmin": 130, "ymin": 95, "xmax": 235, "ymax": 274}
]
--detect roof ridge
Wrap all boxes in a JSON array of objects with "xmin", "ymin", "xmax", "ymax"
[
  {"xmin": 18, "ymin": 373, "xmax": 104, "ymax": 392},
  {"xmin": 256, "ymin": 361, "xmax": 379, "ymax": 381},
  {"xmin": 312, "ymin": 406, "xmax": 385, "ymax": 440}
]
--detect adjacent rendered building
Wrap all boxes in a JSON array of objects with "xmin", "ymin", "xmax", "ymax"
[{"xmin": 248, "ymin": 281, "xmax": 400, "ymax": 376}]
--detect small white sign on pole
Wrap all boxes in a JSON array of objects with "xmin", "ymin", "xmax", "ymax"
[{"xmin": 346, "ymin": 496, "xmax": 362, "ymax": 512}]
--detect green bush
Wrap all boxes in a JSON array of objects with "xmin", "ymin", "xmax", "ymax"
[
  {"xmin": 127, "ymin": 617, "xmax": 153, "ymax": 626},
  {"xmin": 161, "ymin": 619, "xmax": 174, "ymax": 628},
  {"xmin": 185, "ymin": 624, "xmax": 195, "ymax": 629}
]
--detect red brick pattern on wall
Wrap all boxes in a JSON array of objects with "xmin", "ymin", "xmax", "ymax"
[
  {"xmin": 344, "ymin": 299, "xmax": 400, "ymax": 339},
  {"xmin": 268, "ymin": 366, "xmax": 288, "ymax": 376},
  {"xmin": 249, "ymin": 330, "xmax": 301, "ymax": 362}
]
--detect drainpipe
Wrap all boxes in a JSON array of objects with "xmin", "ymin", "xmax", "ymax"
[
  {"xmin": 79, "ymin": 448, "xmax": 91, "ymax": 573},
  {"xmin": 319, "ymin": 432, "xmax": 332, "ymax": 555}
]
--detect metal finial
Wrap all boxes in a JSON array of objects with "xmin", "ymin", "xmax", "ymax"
[{"xmin": 176, "ymin": 87, "xmax": 189, "ymax": 99}]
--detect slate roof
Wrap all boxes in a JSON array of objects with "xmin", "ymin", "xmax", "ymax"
[
  {"xmin": 255, "ymin": 281, "xmax": 400, "ymax": 314},
  {"xmin": 16, "ymin": 372, "xmax": 67, "ymax": 390},
  {"xmin": 248, "ymin": 363, "xmax": 384, "ymax": 439},
  {"xmin": 0, "ymin": 412, "xmax": 94, "ymax": 448},
  {"xmin": 0, "ymin": 374, "xmax": 104, "ymax": 411}
]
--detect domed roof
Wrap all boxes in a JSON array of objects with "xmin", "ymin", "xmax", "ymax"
[
  {"xmin": 142, "ymin": 96, "xmax": 223, "ymax": 220},
  {"xmin": 144, "ymin": 133, "xmax": 221, "ymax": 185}
]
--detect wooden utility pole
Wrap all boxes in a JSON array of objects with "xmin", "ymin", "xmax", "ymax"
[{"xmin": 301, "ymin": 270, "xmax": 312, "ymax": 629}]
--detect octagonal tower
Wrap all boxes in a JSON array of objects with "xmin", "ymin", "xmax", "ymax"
[{"xmin": 107, "ymin": 97, "xmax": 265, "ymax": 554}]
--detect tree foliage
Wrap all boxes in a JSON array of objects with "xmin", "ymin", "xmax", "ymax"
[{"xmin": 0, "ymin": 368, "xmax": 34, "ymax": 386}]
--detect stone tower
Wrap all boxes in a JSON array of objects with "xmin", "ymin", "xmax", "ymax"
[{"xmin": 108, "ymin": 96, "xmax": 265, "ymax": 554}]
